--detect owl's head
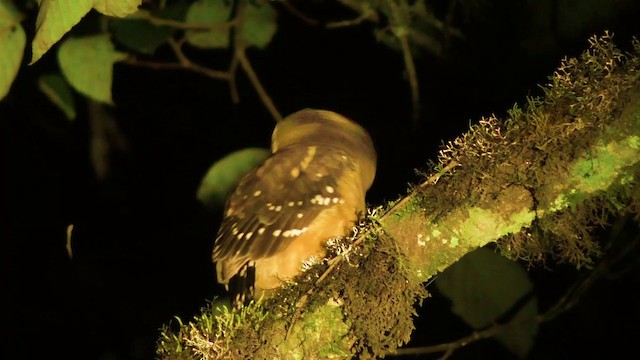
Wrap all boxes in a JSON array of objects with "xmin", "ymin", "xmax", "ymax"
[{"xmin": 272, "ymin": 109, "xmax": 377, "ymax": 190}]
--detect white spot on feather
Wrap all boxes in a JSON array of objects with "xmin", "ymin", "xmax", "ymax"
[
  {"xmin": 300, "ymin": 146, "xmax": 317, "ymax": 169},
  {"xmin": 282, "ymin": 227, "xmax": 308, "ymax": 237}
]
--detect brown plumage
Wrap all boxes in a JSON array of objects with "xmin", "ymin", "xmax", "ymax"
[{"xmin": 213, "ymin": 109, "xmax": 376, "ymax": 307}]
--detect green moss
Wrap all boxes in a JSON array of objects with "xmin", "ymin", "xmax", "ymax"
[
  {"xmin": 156, "ymin": 300, "xmax": 268, "ymax": 360},
  {"xmin": 449, "ymin": 236, "xmax": 459, "ymax": 247},
  {"xmin": 571, "ymin": 134, "xmax": 640, "ymax": 194},
  {"xmin": 279, "ymin": 304, "xmax": 352, "ymax": 359},
  {"xmin": 548, "ymin": 191, "xmax": 574, "ymax": 212},
  {"xmin": 620, "ymin": 174, "xmax": 634, "ymax": 185}
]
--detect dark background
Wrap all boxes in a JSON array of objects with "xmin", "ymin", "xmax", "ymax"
[{"xmin": 2, "ymin": 0, "xmax": 640, "ymax": 359}]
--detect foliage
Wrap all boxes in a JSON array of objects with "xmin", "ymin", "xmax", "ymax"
[
  {"xmin": 1, "ymin": 0, "xmax": 285, "ymax": 118},
  {"xmin": 196, "ymin": 147, "xmax": 270, "ymax": 209},
  {"xmin": 0, "ymin": 0, "xmax": 462, "ymax": 122},
  {"xmin": 0, "ymin": 0, "xmax": 25, "ymax": 99}
]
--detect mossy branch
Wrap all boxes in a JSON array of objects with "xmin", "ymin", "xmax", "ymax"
[{"xmin": 157, "ymin": 33, "xmax": 640, "ymax": 359}]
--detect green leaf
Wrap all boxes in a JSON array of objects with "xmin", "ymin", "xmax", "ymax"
[
  {"xmin": 0, "ymin": 0, "xmax": 26, "ymax": 100},
  {"xmin": 110, "ymin": 3, "xmax": 189, "ymax": 54},
  {"xmin": 30, "ymin": 0, "xmax": 93, "ymax": 64},
  {"xmin": 243, "ymin": 3, "xmax": 277, "ymax": 49},
  {"xmin": 93, "ymin": 0, "xmax": 141, "ymax": 18},
  {"xmin": 184, "ymin": 1, "xmax": 277, "ymax": 50},
  {"xmin": 110, "ymin": 15, "xmax": 173, "ymax": 54},
  {"xmin": 57, "ymin": 34, "xmax": 125, "ymax": 105},
  {"xmin": 38, "ymin": 73, "xmax": 76, "ymax": 120},
  {"xmin": 31, "ymin": 0, "xmax": 141, "ymax": 64},
  {"xmin": 185, "ymin": 0, "xmax": 231, "ymax": 49},
  {"xmin": 154, "ymin": 1, "xmax": 191, "ymax": 21},
  {"xmin": 435, "ymin": 247, "xmax": 538, "ymax": 358},
  {"xmin": 196, "ymin": 148, "xmax": 270, "ymax": 208},
  {"xmin": 0, "ymin": 0, "xmax": 17, "ymax": 26}
]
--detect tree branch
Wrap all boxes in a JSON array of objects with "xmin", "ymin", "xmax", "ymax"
[
  {"xmin": 157, "ymin": 34, "xmax": 640, "ymax": 360},
  {"xmin": 135, "ymin": 10, "xmax": 238, "ymax": 31},
  {"xmin": 388, "ymin": 224, "xmax": 640, "ymax": 357}
]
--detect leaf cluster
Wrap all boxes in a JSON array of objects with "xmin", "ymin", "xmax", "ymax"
[{"xmin": 1, "ymin": 0, "xmax": 280, "ymax": 119}]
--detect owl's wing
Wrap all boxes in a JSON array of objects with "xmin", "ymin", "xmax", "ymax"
[{"xmin": 213, "ymin": 145, "xmax": 357, "ymax": 265}]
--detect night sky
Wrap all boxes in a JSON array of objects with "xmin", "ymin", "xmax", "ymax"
[{"xmin": 2, "ymin": 1, "xmax": 640, "ymax": 359}]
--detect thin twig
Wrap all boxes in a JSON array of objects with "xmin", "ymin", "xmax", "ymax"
[
  {"xmin": 123, "ymin": 2, "xmax": 279, "ymax": 120},
  {"xmin": 167, "ymin": 38, "xmax": 189, "ymax": 65},
  {"xmin": 279, "ymin": 0, "xmax": 321, "ymax": 26},
  {"xmin": 233, "ymin": 0, "xmax": 282, "ymax": 122},
  {"xmin": 122, "ymin": 57, "xmax": 231, "ymax": 81},
  {"xmin": 399, "ymin": 34, "xmax": 420, "ymax": 123},
  {"xmin": 443, "ymin": 0, "xmax": 461, "ymax": 50},
  {"xmin": 123, "ymin": 35, "xmax": 231, "ymax": 80},
  {"xmin": 335, "ymin": 0, "xmax": 380, "ymax": 23},
  {"xmin": 136, "ymin": 10, "xmax": 237, "ymax": 31},
  {"xmin": 228, "ymin": 54, "xmax": 240, "ymax": 104},
  {"xmin": 326, "ymin": 11, "xmax": 375, "ymax": 28},
  {"xmin": 388, "ymin": 0, "xmax": 421, "ymax": 126},
  {"xmin": 538, "ymin": 230, "xmax": 640, "ymax": 323},
  {"xmin": 168, "ymin": 38, "xmax": 233, "ymax": 80},
  {"xmin": 123, "ymin": 58, "xmax": 186, "ymax": 71},
  {"xmin": 388, "ymin": 323, "xmax": 508, "ymax": 356},
  {"xmin": 236, "ymin": 50, "xmax": 282, "ymax": 121}
]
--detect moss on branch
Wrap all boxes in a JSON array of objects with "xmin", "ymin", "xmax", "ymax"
[{"xmin": 157, "ymin": 33, "xmax": 640, "ymax": 360}]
